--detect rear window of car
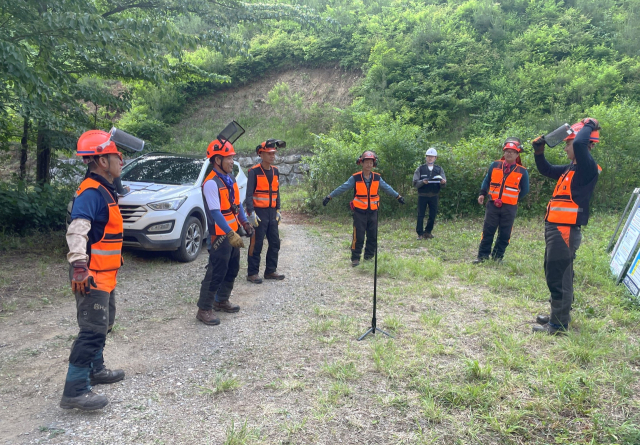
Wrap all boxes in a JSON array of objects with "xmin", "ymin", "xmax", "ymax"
[{"xmin": 121, "ymin": 155, "xmax": 205, "ymax": 185}]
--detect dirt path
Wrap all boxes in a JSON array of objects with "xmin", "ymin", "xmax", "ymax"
[{"xmin": 0, "ymin": 220, "xmax": 335, "ymax": 444}]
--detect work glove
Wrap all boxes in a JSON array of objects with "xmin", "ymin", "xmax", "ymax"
[
  {"xmin": 322, "ymin": 195, "xmax": 331, "ymax": 206},
  {"xmin": 276, "ymin": 211, "xmax": 281, "ymax": 224},
  {"xmin": 227, "ymin": 230, "xmax": 245, "ymax": 249},
  {"xmin": 397, "ymin": 195, "xmax": 405, "ymax": 205},
  {"xmin": 532, "ymin": 136, "xmax": 545, "ymax": 155},
  {"xmin": 247, "ymin": 211, "xmax": 260, "ymax": 228},
  {"xmin": 242, "ymin": 222, "xmax": 254, "ymax": 237},
  {"xmin": 581, "ymin": 117, "xmax": 601, "ymax": 130},
  {"xmin": 71, "ymin": 261, "xmax": 96, "ymax": 296}
]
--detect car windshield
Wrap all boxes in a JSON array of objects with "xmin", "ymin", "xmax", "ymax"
[{"xmin": 121, "ymin": 155, "xmax": 205, "ymax": 185}]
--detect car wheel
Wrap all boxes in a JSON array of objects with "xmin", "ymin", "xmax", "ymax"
[{"xmin": 172, "ymin": 216, "xmax": 203, "ymax": 262}]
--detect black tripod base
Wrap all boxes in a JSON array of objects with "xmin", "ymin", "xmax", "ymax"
[{"xmin": 357, "ymin": 326, "xmax": 394, "ymax": 341}]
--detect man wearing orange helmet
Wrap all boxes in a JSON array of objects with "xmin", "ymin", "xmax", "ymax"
[
  {"xmin": 323, "ymin": 150, "xmax": 405, "ymax": 267},
  {"xmin": 61, "ymin": 130, "xmax": 126, "ymax": 411},
  {"xmin": 473, "ymin": 138, "xmax": 529, "ymax": 264},
  {"xmin": 196, "ymin": 139, "xmax": 254, "ymax": 326},
  {"xmin": 532, "ymin": 118, "xmax": 602, "ymax": 335},
  {"xmin": 245, "ymin": 139, "xmax": 286, "ymax": 284}
]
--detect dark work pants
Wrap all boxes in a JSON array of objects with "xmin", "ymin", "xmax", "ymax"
[
  {"xmin": 477, "ymin": 201, "xmax": 518, "ymax": 259},
  {"xmin": 544, "ymin": 222, "xmax": 582, "ymax": 327},
  {"xmin": 198, "ymin": 235, "xmax": 240, "ymax": 309},
  {"xmin": 248, "ymin": 207, "xmax": 280, "ymax": 276},
  {"xmin": 416, "ymin": 195, "xmax": 439, "ymax": 235},
  {"xmin": 64, "ymin": 268, "xmax": 117, "ymax": 397},
  {"xmin": 352, "ymin": 209, "xmax": 378, "ymax": 261}
]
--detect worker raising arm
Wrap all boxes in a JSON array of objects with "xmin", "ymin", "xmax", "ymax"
[{"xmin": 532, "ymin": 119, "xmax": 601, "ymax": 335}]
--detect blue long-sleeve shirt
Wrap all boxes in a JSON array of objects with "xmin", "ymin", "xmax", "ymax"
[
  {"xmin": 479, "ymin": 162, "xmax": 530, "ymax": 199},
  {"xmin": 203, "ymin": 174, "xmax": 247, "ymax": 233},
  {"xmin": 329, "ymin": 172, "xmax": 400, "ymax": 199}
]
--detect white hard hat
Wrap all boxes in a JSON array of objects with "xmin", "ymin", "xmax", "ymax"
[{"xmin": 426, "ymin": 147, "xmax": 437, "ymax": 157}]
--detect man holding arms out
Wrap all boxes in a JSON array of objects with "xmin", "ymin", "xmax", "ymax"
[{"xmin": 323, "ymin": 150, "xmax": 405, "ymax": 267}]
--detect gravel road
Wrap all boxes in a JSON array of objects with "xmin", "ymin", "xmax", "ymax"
[{"xmin": 1, "ymin": 221, "xmax": 337, "ymax": 444}]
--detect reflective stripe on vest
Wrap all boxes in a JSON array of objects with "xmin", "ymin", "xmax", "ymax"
[
  {"xmin": 203, "ymin": 170, "xmax": 240, "ymax": 235},
  {"xmin": 352, "ymin": 172, "xmax": 380, "ymax": 210},
  {"xmin": 545, "ymin": 165, "xmax": 602, "ymax": 224},
  {"xmin": 488, "ymin": 161, "xmax": 525, "ymax": 205},
  {"xmin": 251, "ymin": 164, "xmax": 279, "ymax": 208},
  {"xmin": 74, "ymin": 178, "xmax": 124, "ymax": 271}
]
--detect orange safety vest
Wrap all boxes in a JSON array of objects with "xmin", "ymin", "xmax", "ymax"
[
  {"xmin": 250, "ymin": 164, "xmax": 279, "ymax": 208},
  {"xmin": 352, "ymin": 172, "xmax": 380, "ymax": 210},
  {"xmin": 203, "ymin": 170, "xmax": 240, "ymax": 235},
  {"xmin": 488, "ymin": 161, "xmax": 526, "ymax": 205},
  {"xmin": 545, "ymin": 164, "xmax": 602, "ymax": 225},
  {"xmin": 74, "ymin": 178, "xmax": 123, "ymax": 271}
]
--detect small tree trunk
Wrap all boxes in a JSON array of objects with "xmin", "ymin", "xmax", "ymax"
[
  {"xmin": 19, "ymin": 116, "xmax": 29, "ymax": 181},
  {"xmin": 36, "ymin": 125, "xmax": 52, "ymax": 185}
]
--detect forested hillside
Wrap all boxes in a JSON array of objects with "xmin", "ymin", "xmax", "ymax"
[{"xmin": 2, "ymin": 0, "xmax": 640, "ymax": 231}]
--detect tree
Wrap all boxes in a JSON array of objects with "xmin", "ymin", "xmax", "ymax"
[{"xmin": 0, "ymin": 0, "xmax": 321, "ymax": 182}]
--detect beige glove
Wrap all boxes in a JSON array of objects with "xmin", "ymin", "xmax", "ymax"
[{"xmin": 227, "ymin": 230, "xmax": 245, "ymax": 248}]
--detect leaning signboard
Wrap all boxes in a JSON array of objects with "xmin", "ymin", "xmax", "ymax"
[
  {"xmin": 623, "ymin": 250, "xmax": 640, "ymax": 297},
  {"xmin": 610, "ymin": 193, "xmax": 640, "ymax": 283}
]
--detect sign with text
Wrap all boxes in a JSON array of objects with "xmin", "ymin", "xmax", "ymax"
[
  {"xmin": 623, "ymin": 250, "xmax": 640, "ymax": 297},
  {"xmin": 610, "ymin": 194, "xmax": 640, "ymax": 283}
]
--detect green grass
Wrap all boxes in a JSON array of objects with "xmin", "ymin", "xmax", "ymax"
[
  {"xmin": 198, "ymin": 372, "xmax": 241, "ymax": 395},
  {"xmin": 164, "ymin": 81, "xmax": 343, "ymax": 156},
  {"xmin": 302, "ymin": 211, "xmax": 640, "ymax": 444},
  {"xmin": 223, "ymin": 420, "xmax": 260, "ymax": 445}
]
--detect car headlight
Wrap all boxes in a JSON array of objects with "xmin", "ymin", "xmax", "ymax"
[{"xmin": 147, "ymin": 196, "xmax": 187, "ymax": 211}]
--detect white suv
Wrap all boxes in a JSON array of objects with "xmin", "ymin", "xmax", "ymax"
[{"xmin": 69, "ymin": 153, "xmax": 247, "ymax": 262}]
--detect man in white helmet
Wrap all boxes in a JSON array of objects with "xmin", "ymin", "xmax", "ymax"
[{"xmin": 412, "ymin": 147, "xmax": 446, "ymax": 239}]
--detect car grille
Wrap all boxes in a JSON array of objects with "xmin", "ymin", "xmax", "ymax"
[{"xmin": 119, "ymin": 205, "xmax": 147, "ymax": 223}]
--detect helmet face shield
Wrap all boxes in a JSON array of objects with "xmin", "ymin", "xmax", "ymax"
[{"xmin": 257, "ymin": 139, "xmax": 286, "ymax": 154}]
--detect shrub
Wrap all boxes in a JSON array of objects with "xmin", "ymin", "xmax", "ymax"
[{"xmin": 0, "ymin": 181, "xmax": 72, "ymax": 235}]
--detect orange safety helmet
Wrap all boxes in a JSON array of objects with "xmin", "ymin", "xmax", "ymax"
[
  {"xmin": 564, "ymin": 122, "xmax": 600, "ymax": 143},
  {"xmin": 356, "ymin": 150, "xmax": 378, "ymax": 167},
  {"xmin": 501, "ymin": 137, "xmax": 523, "ymax": 165},
  {"xmin": 502, "ymin": 137, "xmax": 523, "ymax": 153},
  {"xmin": 76, "ymin": 130, "xmax": 120, "ymax": 157},
  {"xmin": 207, "ymin": 139, "xmax": 236, "ymax": 158}
]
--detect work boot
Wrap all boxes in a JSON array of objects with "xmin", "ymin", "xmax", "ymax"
[
  {"xmin": 532, "ymin": 323, "xmax": 567, "ymax": 336},
  {"xmin": 196, "ymin": 308, "xmax": 220, "ymax": 325},
  {"xmin": 536, "ymin": 314, "xmax": 550, "ymax": 325},
  {"xmin": 90, "ymin": 368, "xmax": 125, "ymax": 385},
  {"xmin": 212, "ymin": 300, "xmax": 240, "ymax": 313},
  {"xmin": 416, "ymin": 234, "xmax": 424, "ymax": 240},
  {"xmin": 424, "ymin": 233, "xmax": 434, "ymax": 239},
  {"xmin": 60, "ymin": 391, "xmax": 108, "ymax": 411},
  {"xmin": 247, "ymin": 275, "xmax": 263, "ymax": 284},
  {"xmin": 351, "ymin": 260, "xmax": 360, "ymax": 267},
  {"xmin": 472, "ymin": 257, "xmax": 488, "ymax": 264},
  {"xmin": 264, "ymin": 271, "xmax": 285, "ymax": 280}
]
